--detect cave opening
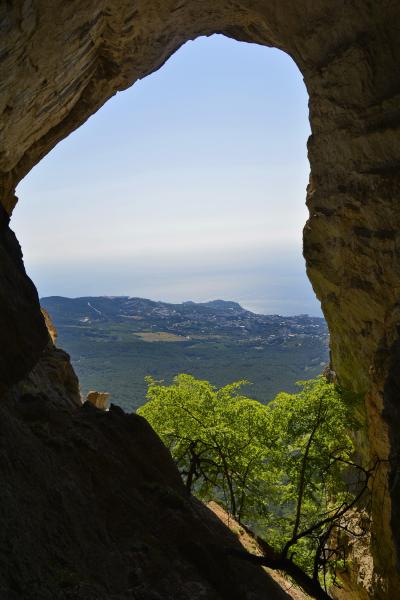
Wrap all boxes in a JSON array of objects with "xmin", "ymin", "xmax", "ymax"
[{"xmin": 12, "ymin": 35, "xmax": 326, "ymax": 409}]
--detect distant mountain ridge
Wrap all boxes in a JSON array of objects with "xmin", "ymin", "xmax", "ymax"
[
  {"xmin": 182, "ymin": 299, "xmax": 244, "ymax": 310},
  {"xmin": 41, "ymin": 295, "xmax": 324, "ymax": 326}
]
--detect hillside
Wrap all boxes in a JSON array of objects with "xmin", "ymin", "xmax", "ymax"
[{"xmin": 41, "ymin": 296, "xmax": 329, "ymax": 411}]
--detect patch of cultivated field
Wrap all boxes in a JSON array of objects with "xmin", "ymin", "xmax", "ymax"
[{"xmin": 134, "ymin": 331, "xmax": 188, "ymax": 342}]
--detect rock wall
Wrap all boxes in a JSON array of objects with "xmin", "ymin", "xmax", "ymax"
[
  {"xmin": 1, "ymin": 1, "xmax": 400, "ymax": 597},
  {"xmin": 86, "ymin": 390, "xmax": 110, "ymax": 411},
  {"xmin": 15, "ymin": 308, "xmax": 82, "ymax": 411},
  {"xmin": 0, "ymin": 203, "xmax": 48, "ymax": 388},
  {"xmin": 0, "ymin": 387, "xmax": 291, "ymax": 600}
]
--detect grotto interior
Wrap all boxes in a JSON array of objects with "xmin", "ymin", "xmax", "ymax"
[{"xmin": 0, "ymin": 2, "xmax": 399, "ymax": 598}]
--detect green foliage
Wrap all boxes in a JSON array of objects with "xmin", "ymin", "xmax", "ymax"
[
  {"xmin": 139, "ymin": 374, "xmax": 269, "ymax": 518},
  {"xmin": 138, "ymin": 375, "xmax": 362, "ymax": 595},
  {"xmin": 255, "ymin": 378, "xmax": 356, "ymax": 573}
]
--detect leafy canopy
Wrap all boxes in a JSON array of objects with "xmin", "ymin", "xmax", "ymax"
[
  {"xmin": 138, "ymin": 374, "xmax": 362, "ymax": 598},
  {"xmin": 138, "ymin": 374, "xmax": 269, "ymax": 518}
]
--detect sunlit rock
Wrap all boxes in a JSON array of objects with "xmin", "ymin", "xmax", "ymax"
[{"xmin": 86, "ymin": 390, "xmax": 110, "ymax": 411}]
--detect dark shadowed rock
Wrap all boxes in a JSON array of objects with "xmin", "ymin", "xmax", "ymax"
[
  {"xmin": 0, "ymin": 205, "xmax": 48, "ymax": 389},
  {"xmin": 0, "ymin": 386, "xmax": 291, "ymax": 600}
]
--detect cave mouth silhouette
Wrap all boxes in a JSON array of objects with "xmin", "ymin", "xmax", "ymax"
[
  {"xmin": 2, "ymin": 4, "xmax": 399, "ymax": 594},
  {"xmin": 13, "ymin": 34, "xmax": 321, "ymax": 411}
]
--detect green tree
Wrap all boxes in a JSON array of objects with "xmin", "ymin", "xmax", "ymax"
[
  {"xmin": 138, "ymin": 375, "xmax": 371, "ymax": 600},
  {"xmin": 139, "ymin": 374, "xmax": 269, "ymax": 519}
]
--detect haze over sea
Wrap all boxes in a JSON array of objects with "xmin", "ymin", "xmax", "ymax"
[{"xmin": 13, "ymin": 35, "xmax": 321, "ymax": 317}]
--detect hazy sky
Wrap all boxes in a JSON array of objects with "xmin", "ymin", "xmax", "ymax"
[{"xmin": 13, "ymin": 34, "xmax": 322, "ymax": 316}]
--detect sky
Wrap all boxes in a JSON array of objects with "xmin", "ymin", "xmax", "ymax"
[{"xmin": 13, "ymin": 34, "xmax": 322, "ymax": 316}]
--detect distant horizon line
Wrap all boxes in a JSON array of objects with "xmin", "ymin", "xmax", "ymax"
[{"xmin": 40, "ymin": 294, "xmax": 325, "ymax": 320}]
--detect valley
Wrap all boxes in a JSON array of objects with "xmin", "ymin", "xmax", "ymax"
[{"xmin": 41, "ymin": 296, "xmax": 329, "ymax": 411}]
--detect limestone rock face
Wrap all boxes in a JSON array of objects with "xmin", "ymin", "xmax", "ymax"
[
  {"xmin": 16, "ymin": 306, "xmax": 83, "ymax": 411},
  {"xmin": 13, "ymin": 345, "xmax": 82, "ymax": 411},
  {"xmin": 0, "ymin": 1, "xmax": 400, "ymax": 597},
  {"xmin": 86, "ymin": 390, "xmax": 110, "ymax": 411},
  {"xmin": 41, "ymin": 308, "xmax": 58, "ymax": 344}
]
